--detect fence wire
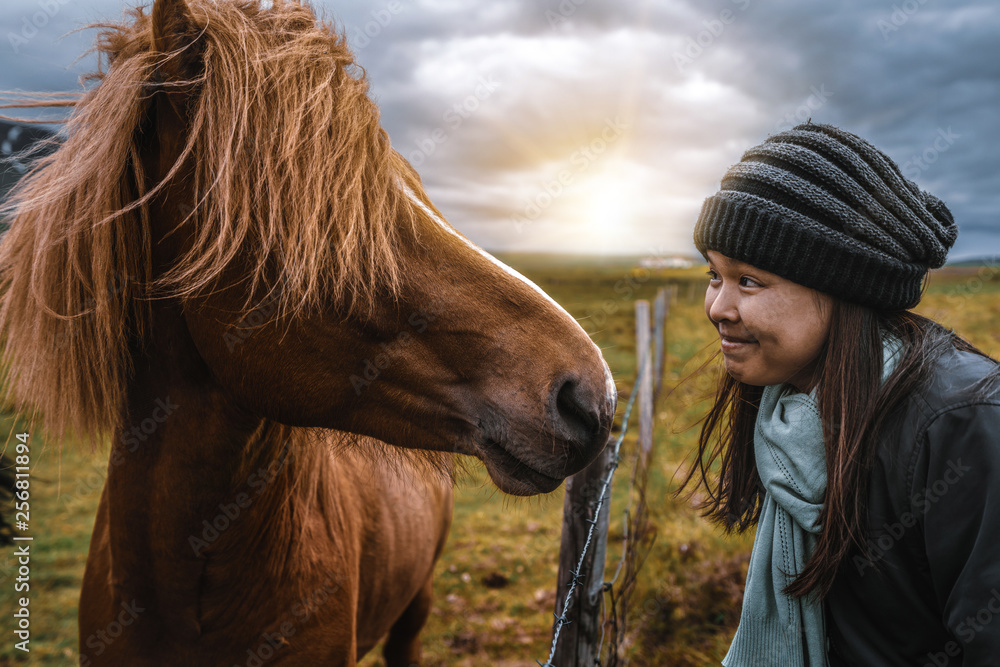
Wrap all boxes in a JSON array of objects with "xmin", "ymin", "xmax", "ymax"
[{"xmin": 538, "ymin": 363, "xmax": 646, "ymax": 667}]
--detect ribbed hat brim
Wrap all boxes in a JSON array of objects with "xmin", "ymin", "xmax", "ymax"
[
  {"xmin": 692, "ymin": 123, "xmax": 957, "ymax": 310},
  {"xmin": 694, "ymin": 193, "xmax": 928, "ymax": 310}
]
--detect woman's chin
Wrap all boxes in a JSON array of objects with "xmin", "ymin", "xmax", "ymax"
[{"xmin": 723, "ymin": 358, "xmax": 766, "ymax": 387}]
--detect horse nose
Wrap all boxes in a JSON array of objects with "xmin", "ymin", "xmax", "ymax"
[{"xmin": 551, "ymin": 368, "xmax": 615, "ymax": 466}]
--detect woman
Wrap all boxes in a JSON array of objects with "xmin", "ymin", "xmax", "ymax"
[{"xmin": 680, "ymin": 122, "xmax": 1000, "ymax": 666}]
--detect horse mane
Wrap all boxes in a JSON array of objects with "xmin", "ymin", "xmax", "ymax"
[{"xmin": 0, "ymin": 0, "xmax": 426, "ymax": 442}]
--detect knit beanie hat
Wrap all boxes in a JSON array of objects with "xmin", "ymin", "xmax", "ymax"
[{"xmin": 693, "ymin": 123, "xmax": 958, "ymax": 310}]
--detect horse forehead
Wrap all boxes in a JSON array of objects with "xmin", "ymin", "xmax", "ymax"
[
  {"xmin": 399, "ymin": 184, "xmax": 582, "ymax": 326},
  {"xmin": 400, "ymin": 185, "xmax": 614, "ymax": 402}
]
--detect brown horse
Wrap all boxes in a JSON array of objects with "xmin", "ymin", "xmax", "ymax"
[{"xmin": 0, "ymin": 0, "xmax": 616, "ymax": 665}]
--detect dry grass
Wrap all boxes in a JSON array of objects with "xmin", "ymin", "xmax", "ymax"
[{"xmin": 2, "ymin": 257, "xmax": 998, "ymax": 666}]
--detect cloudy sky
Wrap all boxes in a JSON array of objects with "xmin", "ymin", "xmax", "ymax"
[{"xmin": 2, "ymin": 0, "xmax": 997, "ymax": 258}]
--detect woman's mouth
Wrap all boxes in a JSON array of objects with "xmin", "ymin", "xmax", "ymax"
[{"xmin": 719, "ymin": 334, "xmax": 758, "ymax": 353}]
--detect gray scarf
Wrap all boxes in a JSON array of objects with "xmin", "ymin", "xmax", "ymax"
[{"xmin": 723, "ymin": 335, "xmax": 902, "ymax": 667}]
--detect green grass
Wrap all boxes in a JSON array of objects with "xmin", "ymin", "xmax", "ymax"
[
  {"xmin": 0, "ymin": 419, "xmax": 101, "ymax": 666},
  {"xmin": 2, "ymin": 258, "xmax": 999, "ymax": 666}
]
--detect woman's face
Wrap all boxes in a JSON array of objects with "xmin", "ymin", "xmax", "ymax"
[{"xmin": 704, "ymin": 250, "xmax": 833, "ymax": 392}]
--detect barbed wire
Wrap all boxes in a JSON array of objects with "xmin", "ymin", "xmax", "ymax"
[
  {"xmin": 601, "ymin": 376, "xmax": 659, "ymax": 667},
  {"xmin": 538, "ymin": 363, "xmax": 647, "ymax": 667}
]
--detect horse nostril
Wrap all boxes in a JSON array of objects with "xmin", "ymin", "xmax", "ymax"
[{"xmin": 553, "ymin": 378, "xmax": 601, "ymax": 446}]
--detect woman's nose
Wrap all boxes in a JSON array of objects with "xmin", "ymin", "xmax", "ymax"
[{"xmin": 707, "ymin": 283, "xmax": 739, "ymax": 324}]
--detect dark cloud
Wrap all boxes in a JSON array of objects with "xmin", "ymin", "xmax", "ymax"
[
  {"xmin": 2, "ymin": 0, "xmax": 997, "ymax": 257},
  {"xmin": 675, "ymin": 0, "xmax": 1000, "ymax": 258}
]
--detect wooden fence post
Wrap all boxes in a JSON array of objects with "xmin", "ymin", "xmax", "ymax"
[
  {"xmin": 635, "ymin": 300, "xmax": 653, "ymax": 466},
  {"xmin": 552, "ymin": 443, "xmax": 615, "ymax": 666},
  {"xmin": 653, "ymin": 289, "xmax": 666, "ymax": 398},
  {"xmin": 549, "ymin": 299, "xmax": 658, "ymax": 666}
]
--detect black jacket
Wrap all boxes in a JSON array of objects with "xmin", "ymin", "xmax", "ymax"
[{"xmin": 827, "ymin": 342, "xmax": 1000, "ymax": 666}]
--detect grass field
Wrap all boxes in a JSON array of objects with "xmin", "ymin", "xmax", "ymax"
[{"xmin": 2, "ymin": 256, "xmax": 999, "ymax": 666}]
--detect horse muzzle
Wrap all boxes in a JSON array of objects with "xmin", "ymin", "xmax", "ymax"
[{"xmin": 472, "ymin": 360, "xmax": 617, "ymax": 496}]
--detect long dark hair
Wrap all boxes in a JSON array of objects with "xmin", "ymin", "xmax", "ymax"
[{"xmin": 678, "ymin": 302, "xmax": 996, "ymax": 599}]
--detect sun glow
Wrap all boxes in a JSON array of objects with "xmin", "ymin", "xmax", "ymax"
[
  {"xmin": 511, "ymin": 157, "xmax": 652, "ymax": 255},
  {"xmin": 571, "ymin": 163, "xmax": 641, "ymax": 244}
]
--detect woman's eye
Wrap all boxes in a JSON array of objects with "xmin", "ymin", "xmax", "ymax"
[
  {"xmin": 740, "ymin": 276, "xmax": 762, "ymax": 288},
  {"xmin": 706, "ymin": 269, "xmax": 719, "ymax": 281}
]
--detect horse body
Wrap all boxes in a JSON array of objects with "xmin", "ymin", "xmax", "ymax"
[
  {"xmin": 82, "ymin": 437, "xmax": 450, "ymax": 666},
  {"xmin": 0, "ymin": 0, "xmax": 617, "ymax": 663},
  {"xmin": 79, "ymin": 300, "xmax": 452, "ymax": 666}
]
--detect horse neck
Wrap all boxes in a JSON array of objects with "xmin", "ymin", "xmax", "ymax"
[{"xmin": 104, "ymin": 299, "xmax": 334, "ymax": 635}]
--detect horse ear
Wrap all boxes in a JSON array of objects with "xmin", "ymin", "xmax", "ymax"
[{"xmin": 150, "ymin": 0, "xmax": 202, "ymax": 82}]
